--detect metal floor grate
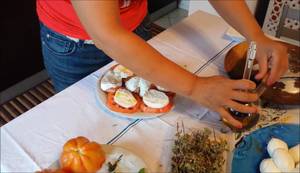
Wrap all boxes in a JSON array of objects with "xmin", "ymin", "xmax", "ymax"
[
  {"xmin": 0, "ymin": 80, "xmax": 55, "ymax": 126},
  {"xmin": 0, "ymin": 24, "xmax": 165, "ymax": 127}
]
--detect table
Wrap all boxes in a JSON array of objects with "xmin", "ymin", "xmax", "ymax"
[{"xmin": 1, "ymin": 11, "xmax": 299, "ymax": 173}]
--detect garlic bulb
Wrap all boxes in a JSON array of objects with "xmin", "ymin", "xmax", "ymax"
[
  {"xmin": 272, "ymin": 148, "xmax": 295, "ymax": 172},
  {"xmin": 289, "ymin": 144, "xmax": 300, "ymax": 163},
  {"xmin": 260, "ymin": 158, "xmax": 281, "ymax": 173},
  {"xmin": 267, "ymin": 138, "xmax": 288, "ymax": 157}
]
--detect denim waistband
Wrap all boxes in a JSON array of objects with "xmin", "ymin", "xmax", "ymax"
[{"xmin": 65, "ymin": 36, "xmax": 94, "ymax": 44}]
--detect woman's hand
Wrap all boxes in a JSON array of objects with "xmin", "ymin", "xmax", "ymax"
[
  {"xmin": 253, "ymin": 36, "xmax": 289, "ymax": 86},
  {"xmin": 190, "ymin": 76, "xmax": 259, "ymax": 128}
]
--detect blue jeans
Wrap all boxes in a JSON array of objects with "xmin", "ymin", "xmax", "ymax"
[{"xmin": 40, "ymin": 16, "xmax": 152, "ymax": 92}]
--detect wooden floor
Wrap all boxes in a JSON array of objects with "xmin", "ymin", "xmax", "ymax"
[{"xmin": 0, "ymin": 24, "xmax": 165, "ymax": 127}]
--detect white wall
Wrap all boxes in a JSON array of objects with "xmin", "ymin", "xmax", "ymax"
[
  {"xmin": 179, "ymin": 0, "xmax": 190, "ymax": 10},
  {"xmin": 188, "ymin": 0, "xmax": 258, "ymax": 16}
]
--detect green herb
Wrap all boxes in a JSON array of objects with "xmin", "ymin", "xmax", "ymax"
[
  {"xmin": 171, "ymin": 124, "xmax": 228, "ymax": 173},
  {"xmin": 138, "ymin": 168, "xmax": 146, "ymax": 173},
  {"xmin": 108, "ymin": 154, "xmax": 123, "ymax": 172}
]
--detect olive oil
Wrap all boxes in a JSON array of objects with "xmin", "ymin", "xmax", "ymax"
[{"xmin": 224, "ymin": 103, "xmax": 260, "ymax": 132}]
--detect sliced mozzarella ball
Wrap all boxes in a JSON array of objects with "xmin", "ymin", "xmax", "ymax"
[
  {"xmin": 143, "ymin": 89, "xmax": 169, "ymax": 109},
  {"xmin": 125, "ymin": 76, "xmax": 140, "ymax": 93},
  {"xmin": 289, "ymin": 144, "xmax": 300, "ymax": 163},
  {"xmin": 139, "ymin": 78, "xmax": 151, "ymax": 97},
  {"xmin": 267, "ymin": 138, "xmax": 288, "ymax": 157},
  {"xmin": 156, "ymin": 85, "xmax": 169, "ymax": 92},
  {"xmin": 113, "ymin": 65, "xmax": 134, "ymax": 79},
  {"xmin": 100, "ymin": 70, "xmax": 122, "ymax": 91},
  {"xmin": 260, "ymin": 158, "xmax": 281, "ymax": 173},
  {"xmin": 114, "ymin": 89, "xmax": 137, "ymax": 108},
  {"xmin": 273, "ymin": 148, "xmax": 295, "ymax": 172}
]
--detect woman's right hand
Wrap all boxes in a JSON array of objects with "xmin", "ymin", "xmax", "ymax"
[{"xmin": 190, "ymin": 76, "xmax": 259, "ymax": 128}]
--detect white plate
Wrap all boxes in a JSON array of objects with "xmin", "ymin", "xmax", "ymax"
[
  {"xmin": 49, "ymin": 145, "xmax": 147, "ymax": 173},
  {"xmin": 95, "ymin": 73, "xmax": 172, "ymax": 119}
]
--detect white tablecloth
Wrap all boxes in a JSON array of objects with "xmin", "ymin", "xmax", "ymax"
[{"xmin": 1, "ymin": 10, "xmax": 298, "ymax": 173}]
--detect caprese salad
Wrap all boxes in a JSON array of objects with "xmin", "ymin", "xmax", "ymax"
[{"xmin": 100, "ymin": 64, "xmax": 175, "ymax": 114}]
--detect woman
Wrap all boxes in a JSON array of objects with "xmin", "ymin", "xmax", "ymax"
[{"xmin": 36, "ymin": 0, "xmax": 288, "ymax": 128}]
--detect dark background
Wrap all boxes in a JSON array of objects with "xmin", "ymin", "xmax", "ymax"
[
  {"xmin": 0, "ymin": 0, "xmax": 43, "ymax": 91},
  {"xmin": 0, "ymin": 0, "xmax": 269, "ymax": 92}
]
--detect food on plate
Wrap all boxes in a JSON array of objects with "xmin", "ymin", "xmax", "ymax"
[
  {"xmin": 107, "ymin": 89, "xmax": 141, "ymax": 113},
  {"xmin": 289, "ymin": 144, "xmax": 300, "ymax": 163},
  {"xmin": 107, "ymin": 154, "xmax": 123, "ymax": 172},
  {"xmin": 125, "ymin": 76, "xmax": 140, "ymax": 93},
  {"xmin": 100, "ymin": 64, "xmax": 175, "ymax": 114},
  {"xmin": 140, "ymin": 89, "xmax": 173, "ymax": 113},
  {"xmin": 97, "ymin": 146, "xmax": 147, "ymax": 173},
  {"xmin": 272, "ymin": 148, "xmax": 295, "ymax": 172},
  {"xmin": 172, "ymin": 127, "xmax": 228, "ymax": 173},
  {"xmin": 100, "ymin": 70, "xmax": 122, "ymax": 92},
  {"xmin": 143, "ymin": 89, "xmax": 169, "ymax": 109},
  {"xmin": 60, "ymin": 136, "xmax": 106, "ymax": 173},
  {"xmin": 114, "ymin": 88, "xmax": 138, "ymax": 108},
  {"xmin": 260, "ymin": 138, "xmax": 300, "ymax": 173},
  {"xmin": 267, "ymin": 138, "xmax": 288, "ymax": 157},
  {"xmin": 113, "ymin": 64, "xmax": 134, "ymax": 79},
  {"xmin": 259, "ymin": 158, "xmax": 281, "ymax": 173},
  {"xmin": 138, "ymin": 78, "xmax": 151, "ymax": 97},
  {"xmin": 125, "ymin": 77, "xmax": 151, "ymax": 97}
]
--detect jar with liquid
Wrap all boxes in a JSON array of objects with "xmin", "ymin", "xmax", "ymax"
[{"xmin": 223, "ymin": 103, "xmax": 260, "ymax": 132}]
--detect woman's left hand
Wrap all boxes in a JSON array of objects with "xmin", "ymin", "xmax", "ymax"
[{"xmin": 253, "ymin": 36, "xmax": 289, "ymax": 86}]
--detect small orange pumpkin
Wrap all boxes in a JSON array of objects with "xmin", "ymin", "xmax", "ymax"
[
  {"xmin": 36, "ymin": 168, "xmax": 71, "ymax": 173},
  {"xmin": 60, "ymin": 136, "xmax": 105, "ymax": 173}
]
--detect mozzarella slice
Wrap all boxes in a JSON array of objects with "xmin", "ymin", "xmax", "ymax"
[
  {"xmin": 113, "ymin": 65, "xmax": 134, "ymax": 79},
  {"xmin": 272, "ymin": 148, "xmax": 295, "ymax": 172},
  {"xmin": 143, "ymin": 89, "xmax": 169, "ymax": 109},
  {"xmin": 114, "ymin": 89, "xmax": 137, "ymax": 108},
  {"xmin": 100, "ymin": 70, "xmax": 122, "ymax": 91},
  {"xmin": 259, "ymin": 158, "xmax": 281, "ymax": 173},
  {"xmin": 139, "ymin": 79, "xmax": 151, "ymax": 97},
  {"xmin": 267, "ymin": 138, "xmax": 288, "ymax": 157},
  {"xmin": 289, "ymin": 144, "xmax": 300, "ymax": 163},
  {"xmin": 125, "ymin": 76, "xmax": 140, "ymax": 93}
]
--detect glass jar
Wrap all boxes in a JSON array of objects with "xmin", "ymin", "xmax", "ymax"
[{"xmin": 223, "ymin": 103, "xmax": 260, "ymax": 132}]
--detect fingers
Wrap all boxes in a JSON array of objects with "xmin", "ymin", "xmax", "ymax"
[
  {"xmin": 232, "ymin": 79, "xmax": 256, "ymax": 90},
  {"xmin": 225, "ymin": 100, "xmax": 257, "ymax": 114},
  {"xmin": 255, "ymin": 54, "xmax": 268, "ymax": 80},
  {"xmin": 267, "ymin": 52, "xmax": 288, "ymax": 85},
  {"xmin": 218, "ymin": 108, "xmax": 242, "ymax": 129},
  {"xmin": 231, "ymin": 90, "xmax": 258, "ymax": 103}
]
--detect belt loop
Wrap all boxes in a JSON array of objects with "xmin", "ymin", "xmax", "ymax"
[{"xmin": 78, "ymin": 40, "xmax": 84, "ymax": 47}]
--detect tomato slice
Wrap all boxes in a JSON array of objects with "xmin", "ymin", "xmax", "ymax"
[
  {"xmin": 106, "ymin": 92, "xmax": 141, "ymax": 113},
  {"xmin": 140, "ymin": 100, "xmax": 174, "ymax": 113},
  {"xmin": 105, "ymin": 87, "xmax": 120, "ymax": 93},
  {"xmin": 165, "ymin": 92, "xmax": 176, "ymax": 99}
]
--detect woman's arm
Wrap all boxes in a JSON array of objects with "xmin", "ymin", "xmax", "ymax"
[
  {"xmin": 209, "ymin": 0, "xmax": 288, "ymax": 85},
  {"xmin": 71, "ymin": 1, "xmax": 196, "ymax": 96},
  {"xmin": 71, "ymin": 0, "xmax": 259, "ymax": 128}
]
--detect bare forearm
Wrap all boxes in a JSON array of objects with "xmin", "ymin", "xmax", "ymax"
[
  {"xmin": 95, "ymin": 28, "xmax": 197, "ymax": 96},
  {"xmin": 209, "ymin": 0, "xmax": 264, "ymax": 41}
]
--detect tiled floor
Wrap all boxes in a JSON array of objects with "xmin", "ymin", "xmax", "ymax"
[{"xmin": 154, "ymin": 8, "xmax": 188, "ymax": 29}]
